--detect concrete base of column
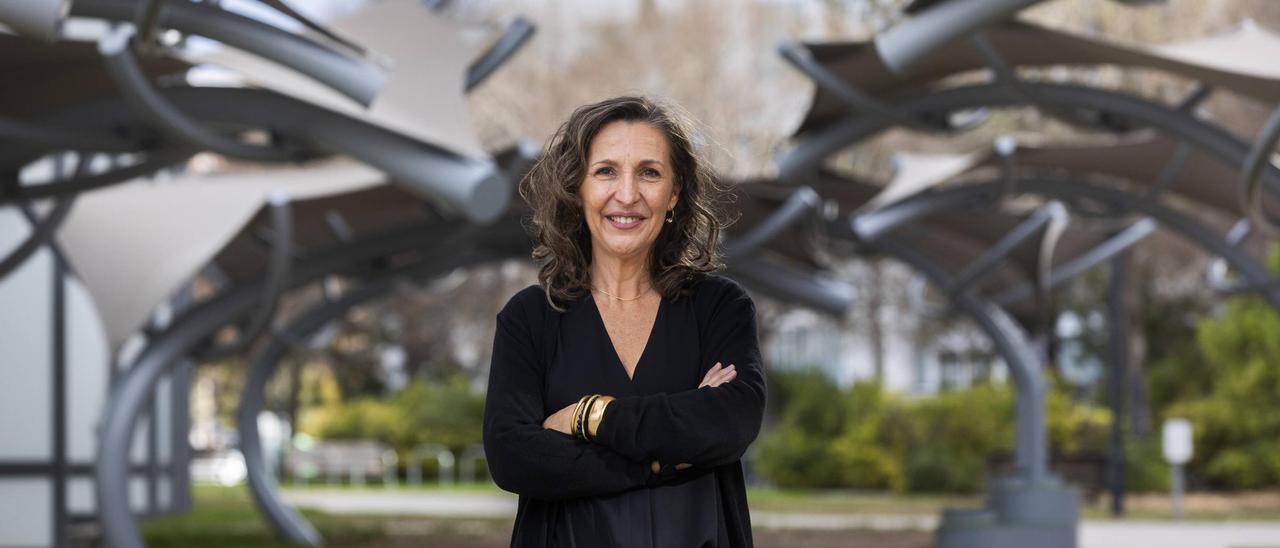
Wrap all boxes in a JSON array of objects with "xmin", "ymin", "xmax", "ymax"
[{"xmin": 936, "ymin": 473, "xmax": 1080, "ymax": 548}]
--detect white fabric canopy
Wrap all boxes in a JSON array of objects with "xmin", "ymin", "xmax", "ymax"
[
  {"xmin": 1153, "ymin": 19, "xmax": 1280, "ymax": 82},
  {"xmin": 56, "ymin": 161, "xmax": 384, "ymax": 348},
  {"xmin": 860, "ymin": 151, "xmax": 984, "ymax": 212},
  {"xmin": 181, "ymin": 0, "xmax": 487, "ymax": 158}
]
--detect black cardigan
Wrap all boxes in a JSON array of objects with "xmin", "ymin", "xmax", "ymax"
[{"xmin": 482, "ymin": 274, "xmax": 766, "ymax": 547}]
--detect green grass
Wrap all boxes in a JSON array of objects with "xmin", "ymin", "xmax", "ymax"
[
  {"xmin": 143, "ymin": 484, "xmax": 1280, "ymax": 546},
  {"xmin": 283, "ymin": 480, "xmax": 506, "ymax": 494},
  {"xmin": 143, "ymin": 485, "xmax": 382, "ymax": 547},
  {"xmin": 144, "ymin": 485, "xmax": 519, "ymax": 547},
  {"xmin": 746, "ymin": 488, "xmax": 981, "ymax": 514}
]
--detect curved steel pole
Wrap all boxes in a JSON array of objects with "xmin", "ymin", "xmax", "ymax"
[
  {"xmin": 829, "ymin": 174, "xmax": 1280, "ymax": 474},
  {"xmin": 873, "ymin": 0, "xmax": 1049, "ymax": 75},
  {"xmin": 99, "ymin": 27, "xmax": 303, "ymax": 162},
  {"xmin": 0, "ymin": 117, "xmax": 139, "ymax": 153},
  {"xmin": 95, "ymin": 222, "xmax": 494, "ymax": 548},
  {"xmin": 780, "ymin": 82, "xmax": 1280, "ymax": 206},
  {"xmin": 1238, "ymin": 105, "xmax": 1280, "ymax": 235},
  {"xmin": 1, "ymin": 148, "xmax": 194, "ymax": 203},
  {"xmin": 466, "ymin": 16, "xmax": 536, "ymax": 92},
  {"xmin": 778, "ymin": 41, "xmax": 949, "ymax": 131},
  {"xmin": 875, "ymin": 234, "xmax": 1048, "ymax": 480},
  {"xmin": 71, "ymin": 0, "xmax": 386, "ymax": 106},
  {"xmin": 726, "ymin": 254, "xmax": 856, "ymax": 316},
  {"xmin": 237, "ymin": 244, "xmax": 520, "ymax": 544},
  {"xmin": 873, "ymin": 177, "xmax": 1280, "ymax": 309},
  {"xmin": 33, "ymin": 86, "xmax": 509, "ymax": 223},
  {"xmin": 197, "ymin": 194, "xmax": 294, "ymax": 360},
  {"xmin": 723, "ymin": 186, "xmax": 821, "ymax": 260},
  {"xmin": 238, "ymin": 280, "xmax": 395, "ymax": 546},
  {"xmin": 833, "ymin": 212, "xmax": 1050, "ymax": 478},
  {"xmin": 992, "ymin": 218, "xmax": 1157, "ymax": 306}
]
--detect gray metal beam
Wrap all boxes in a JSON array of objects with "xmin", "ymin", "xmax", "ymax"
[
  {"xmin": 466, "ymin": 16, "xmax": 536, "ymax": 92},
  {"xmin": 0, "ymin": 196, "xmax": 74, "ymax": 282},
  {"xmin": 94, "ymin": 219, "xmax": 516, "ymax": 548},
  {"xmin": 870, "ymin": 234, "xmax": 1049, "ymax": 480},
  {"xmin": 1106, "ymin": 245, "xmax": 1130, "ymax": 516},
  {"xmin": 0, "ymin": 117, "xmax": 138, "ymax": 153},
  {"xmin": 1238, "ymin": 105, "xmax": 1280, "ymax": 235},
  {"xmin": 779, "ymin": 82, "xmax": 1280, "ymax": 209},
  {"xmin": 867, "ymin": 177, "xmax": 1280, "ymax": 309},
  {"xmin": 778, "ymin": 41, "xmax": 948, "ymax": 131},
  {"xmin": 98, "ymin": 26, "xmax": 303, "ymax": 163},
  {"xmin": 1, "ymin": 148, "xmax": 194, "ymax": 203},
  {"xmin": 25, "ymin": 86, "xmax": 508, "ymax": 223},
  {"xmin": 992, "ymin": 218, "xmax": 1157, "ymax": 306},
  {"xmin": 726, "ymin": 255, "xmax": 856, "ymax": 316},
  {"xmin": 945, "ymin": 202, "xmax": 1064, "ymax": 296},
  {"xmin": 71, "ymin": 0, "xmax": 386, "ymax": 107},
  {"xmin": 196, "ymin": 195, "xmax": 293, "ymax": 360},
  {"xmin": 873, "ymin": 0, "xmax": 1050, "ymax": 75},
  {"xmin": 238, "ymin": 242, "xmax": 522, "ymax": 545},
  {"xmin": 723, "ymin": 186, "xmax": 821, "ymax": 260}
]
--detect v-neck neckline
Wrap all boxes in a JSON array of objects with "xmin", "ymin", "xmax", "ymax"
[{"xmin": 587, "ymin": 292, "xmax": 664, "ymax": 383}]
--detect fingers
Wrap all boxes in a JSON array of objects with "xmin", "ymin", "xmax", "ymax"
[
  {"xmin": 698, "ymin": 362, "xmax": 724, "ymax": 388},
  {"xmin": 652, "ymin": 460, "xmax": 694, "ymax": 473},
  {"xmin": 715, "ymin": 364, "xmax": 737, "ymax": 385},
  {"xmin": 699, "ymin": 362, "xmax": 737, "ymax": 388}
]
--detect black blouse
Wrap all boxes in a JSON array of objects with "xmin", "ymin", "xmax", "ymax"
[{"xmin": 482, "ymin": 274, "xmax": 766, "ymax": 547}]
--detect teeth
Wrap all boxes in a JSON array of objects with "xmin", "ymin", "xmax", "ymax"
[{"xmin": 609, "ymin": 216, "xmax": 640, "ymax": 224}]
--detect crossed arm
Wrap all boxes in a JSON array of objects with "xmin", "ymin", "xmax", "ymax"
[{"xmin": 482, "ymin": 283, "xmax": 766, "ymax": 501}]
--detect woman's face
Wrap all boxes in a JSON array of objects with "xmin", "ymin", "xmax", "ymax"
[{"xmin": 580, "ymin": 120, "xmax": 679, "ymax": 264}]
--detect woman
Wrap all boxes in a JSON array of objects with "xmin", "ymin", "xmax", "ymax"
[{"xmin": 482, "ymin": 96, "xmax": 766, "ymax": 547}]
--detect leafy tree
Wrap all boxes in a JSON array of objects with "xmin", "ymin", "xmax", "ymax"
[{"xmin": 1165, "ymin": 248, "xmax": 1280, "ymax": 489}]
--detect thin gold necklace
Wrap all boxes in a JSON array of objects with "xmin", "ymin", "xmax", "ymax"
[{"xmin": 592, "ymin": 284, "xmax": 652, "ymax": 302}]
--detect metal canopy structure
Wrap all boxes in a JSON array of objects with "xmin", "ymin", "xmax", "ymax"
[
  {"xmin": 3, "ymin": 1, "xmax": 1280, "ymax": 547},
  {"xmin": 0, "ymin": 0, "xmax": 540, "ymax": 546},
  {"xmin": 0, "ymin": 2, "xmax": 857, "ymax": 546},
  {"xmin": 777, "ymin": 1, "xmax": 1280, "ymax": 547}
]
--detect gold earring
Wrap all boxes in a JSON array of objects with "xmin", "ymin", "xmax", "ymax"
[{"xmin": 666, "ymin": 209, "xmax": 675, "ymax": 223}]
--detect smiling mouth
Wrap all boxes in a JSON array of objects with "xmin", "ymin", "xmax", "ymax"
[{"xmin": 606, "ymin": 215, "xmax": 644, "ymax": 224}]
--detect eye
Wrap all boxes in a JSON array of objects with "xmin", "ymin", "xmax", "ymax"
[
  {"xmin": 641, "ymin": 167, "xmax": 662, "ymax": 179},
  {"xmin": 594, "ymin": 166, "xmax": 616, "ymax": 177}
]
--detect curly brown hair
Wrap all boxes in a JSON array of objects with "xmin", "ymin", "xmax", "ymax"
[{"xmin": 518, "ymin": 96, "xmax": 728, "ymax": 311}]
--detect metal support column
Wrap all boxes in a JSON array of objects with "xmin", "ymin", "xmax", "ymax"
[{"xmin": 1106, "ymin": 245, "xmax": 1130, "ymax": 516}]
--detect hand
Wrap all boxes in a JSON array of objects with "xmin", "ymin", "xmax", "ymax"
[
  {"xmin": 698, "ymin": 362, "xmax": 736, "ymax": 389},
  {"xmin": 652, "ymin": 460, "xmax": 693, "ymax": 473},
  {"xmin": 543, "ymin": 402, "xmax": 577, "ymax": 435}
]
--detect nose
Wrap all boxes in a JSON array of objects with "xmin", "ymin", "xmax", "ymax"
[{"xmin": 614, "ymin": 170, "xmax": 640, "ymax": 204}]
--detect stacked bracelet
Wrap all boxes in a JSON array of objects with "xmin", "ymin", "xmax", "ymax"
[
  {"xmin": 570, "ymin": 395, "xmax": 590, "ymax": 438},
  {"xmin": 577, "ymin": 395, "xmax": 600, "ymax": 440},
  {"xmin": 585, "ymin": 395, "xmax": 615, "ymax": 440},
  {"xmin": 569, "ymin": 394, "xmax": 617, "ymax": 441}
]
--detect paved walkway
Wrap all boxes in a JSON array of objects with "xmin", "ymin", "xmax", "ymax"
[{"xmin": 282, "ymin": 489, "xmax": 1280, "ymax": 548}]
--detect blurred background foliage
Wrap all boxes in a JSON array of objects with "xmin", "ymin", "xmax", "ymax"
[{"xmin": 302, "ymin": 374, "xmax": 486, "ymax": 460}]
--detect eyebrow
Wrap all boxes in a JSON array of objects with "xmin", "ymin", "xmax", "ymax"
[{"xmin": 589, "ymin": 159, "xmax": 667, "ymax": 167}]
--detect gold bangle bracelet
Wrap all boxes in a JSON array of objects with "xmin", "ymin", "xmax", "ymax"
[
  {"xmin": 578, "ymin": 395, "xmax": 599, "ymax": 440},
  {"xmin": 586, "ymin": 395, "xmax": 615, "ymax": 440},
  {"xmin": 570, "ymin": 395, "xmax": 590, "ymax": 437}
]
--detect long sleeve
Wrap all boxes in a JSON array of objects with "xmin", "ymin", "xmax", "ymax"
[
  {"xmin": 593, "ymin": 277, "xmax": 766, "ymax": 468},
  {"xmin": 482, "ymin": 291, "xmax": 654, "ymax": 501}
]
